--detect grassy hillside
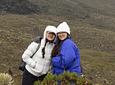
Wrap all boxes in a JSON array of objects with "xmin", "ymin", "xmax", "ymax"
[
  {"xmin": 0, "ymin": 0, "xmax": 115, "ymax": 84},
  {"xmin": 0, "ymin": 14, "xmax": 115, "ymax": 54},
  {"xmin": 0, "ymin": 0, "xmax": 40, "ymax": 14},
  {"xmin": 28, "ymin": 0, "xmax": 115, "ymax": 32},
  {"xmin": 1, "ymin": 0, "xmax": 115, "ymax": 32},
  {"xmin": 77, "ymin": 0, "xmax": 115, "ymax": 15},
  {"xmin": 0, "ymin": 14, "xmax": 115, "ymax": 85}
]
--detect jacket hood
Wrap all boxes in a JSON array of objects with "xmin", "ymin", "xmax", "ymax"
[
  {"xmin": 57, "ymin": 22, "xmax": 70, "ymax": 34},
  {"xmin": 43, "ymin": 25, "xmax": 57, "ymax": 43}
]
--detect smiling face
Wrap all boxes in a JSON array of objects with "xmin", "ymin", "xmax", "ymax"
[
  {"xmin": 57, "ymin": 32, "xmax": 68, "ymax": 40},
  {"xmin": 46, "ymin": 31, "xmax": 56, "ymax": 41}
]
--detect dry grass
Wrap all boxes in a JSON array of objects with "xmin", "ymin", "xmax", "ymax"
[
  {"xmin": 0, "ymin": 14, "xmax": 115, "ymax": 85},
  {"xmin": 80, "ymin": 49, "xmax": 115, "ymax": 84},
  {"xmin": 0, "ymin": 0, "xmax": 115, "ymax": 85}
]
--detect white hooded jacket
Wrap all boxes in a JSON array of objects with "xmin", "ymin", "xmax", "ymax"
[{"xmin": 22, "ymin": 25, "xmax": 56, "ymax": 77}]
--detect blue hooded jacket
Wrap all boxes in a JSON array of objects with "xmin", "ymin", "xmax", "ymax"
[{"xmin": 52, "ymin": 38, "xmax": 81, "ymax": 77}]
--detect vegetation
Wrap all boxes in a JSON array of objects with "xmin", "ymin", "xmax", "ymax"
[
  {"xmin": 0, "ymin": 73, "xmax": 13, "ymax": 85},
  {"xmin": 34, "ymin": 71, "xmax": 92, "ymax": 85},
  {"xmin": 1, "ymin": 0, "xmax": 115, "ymax": 31},
  {"xmin": 0, "ymin": 13, "xmax": 115, "ymax": 85},
  {"xmin": 0, "ymin": 0, "xmax": 40, "ymax": 14},
  {"xmin": 0, "ymin": 0, "xmax": 115, "ymax": 85}
]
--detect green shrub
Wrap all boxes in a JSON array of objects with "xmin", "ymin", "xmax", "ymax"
[{"xmin": 34, "ymin": 71, "xmax": 91, "ymax": 85}]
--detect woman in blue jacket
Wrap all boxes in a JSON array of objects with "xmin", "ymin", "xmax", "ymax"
[{"xmin": 51, "ymin": 22, "xmax": 81, "ymax": 77}]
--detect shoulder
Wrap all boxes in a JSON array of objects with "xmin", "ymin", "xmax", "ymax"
[
  {"xmin": 62, "ymin": 39, "xmax": 78, "ymax": 48},
  {"xmin": 63, "ymin": 39, "xmax": 74, "ymax": 45},
  {"xmin": 34, "ymin": 36, "xmax": 42, "ymax": 43},
  {"xmin": 28, "ymin": 42, "xmax": 38, "ymax": 49},
  {"xmin": 61, "ymin": 39, "xmax": 74, "ymax": 48}
]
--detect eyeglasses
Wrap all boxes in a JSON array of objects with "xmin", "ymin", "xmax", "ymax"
[
  {"xmin": 57, "ymin": 32, "xmax": 67, "ymax": 35},
  {"xmin": 47, "ymin": 31, "xmax": 55, "ymax": 35}
]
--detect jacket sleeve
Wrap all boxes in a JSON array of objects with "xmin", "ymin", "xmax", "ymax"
[
  {"xmin": 52, "ymin": 43, "xmax": 80, "ymax": 69},
  {"xmin": 22, "ymin": 42, "xmax": 39, "ymax": 68}
]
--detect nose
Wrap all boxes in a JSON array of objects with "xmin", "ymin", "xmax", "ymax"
[{"xmin": 49, "ymin": 33, "xmax": 55, "ymax": 37}]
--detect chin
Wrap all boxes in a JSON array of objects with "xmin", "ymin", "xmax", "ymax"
[
  {"xmin": 48, "ymin": 40, "xmax": 54, "ymax": 43},
  {"xmin": 60, "ymin": 38, "xmax": 64, "ymax": 40}
]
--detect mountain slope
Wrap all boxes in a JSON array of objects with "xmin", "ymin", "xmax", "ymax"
[
  {"xmin": 28, "ymin": 0, "xmax": 115, "ymax": 32},
  {"xmin": 0, "ymin": 14, "xmax": 115, "ymax": 84},
  {"xmin": 0, "ymin": 0, "xmax": 115, "ymax": 84},
  {"xmin": 0, "ymin": 0, "xmax": 40, "ymax": 14},
  {"xmin": 0, "ymin": 13, "xmax": 115, "ymax": 85},
  {"xmin": 1, "ymin": 0, "xmax": 115, "ymax": 31}
]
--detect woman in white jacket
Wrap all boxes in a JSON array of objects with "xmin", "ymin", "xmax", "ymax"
[{"xmin": 22, "ymin": 25, "xmax": 57, "ymax": 85}]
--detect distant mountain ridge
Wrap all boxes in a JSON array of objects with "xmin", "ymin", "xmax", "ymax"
[
  {"xmin": 0, "ymin": 0, "xmax": 115, "ymax": 31},
  {"xmin": 0, "ymin": 0, "xmax": 40, "ymax": 14},
  {"xmin": 28, "ymin": 0, "xmax": 115, "ymax": 32}
]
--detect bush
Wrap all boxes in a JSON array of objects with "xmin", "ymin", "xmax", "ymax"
[
  {"xmin": 34, "ymin": 70, "xmax": 92, "ymax": 85},
  {"xmin": 0, "ymin": 73, "xmax": 14, "ymax": 85}
]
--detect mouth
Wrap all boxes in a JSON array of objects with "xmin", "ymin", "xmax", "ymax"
[
  {"xmin": 48, "ymin": 36, "xmax": 54, "ymax": 40},
  {"xmin": 50, "ymin": 36, "xmax": 53, "ymax": 38},
  {"xmin": 59, "ymin": 36, "xmax": 63, "ymax": 38}
]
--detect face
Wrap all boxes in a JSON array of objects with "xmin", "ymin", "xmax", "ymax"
[
  {"xmin": 46, "ymin": 31, "xmax": 56, "ymax": 41},
  {"xmin": 57, "ymin": 32, "xmax": 68, "ymax": 40}
]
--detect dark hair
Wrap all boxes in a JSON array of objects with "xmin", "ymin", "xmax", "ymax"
[
  {"xmin": 42, "ymin": 38, "xmax": 54, "ymax": 58},
  {"xmin": 51, "ymin": 34, "xmax": 71, "ymax": 58}
]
